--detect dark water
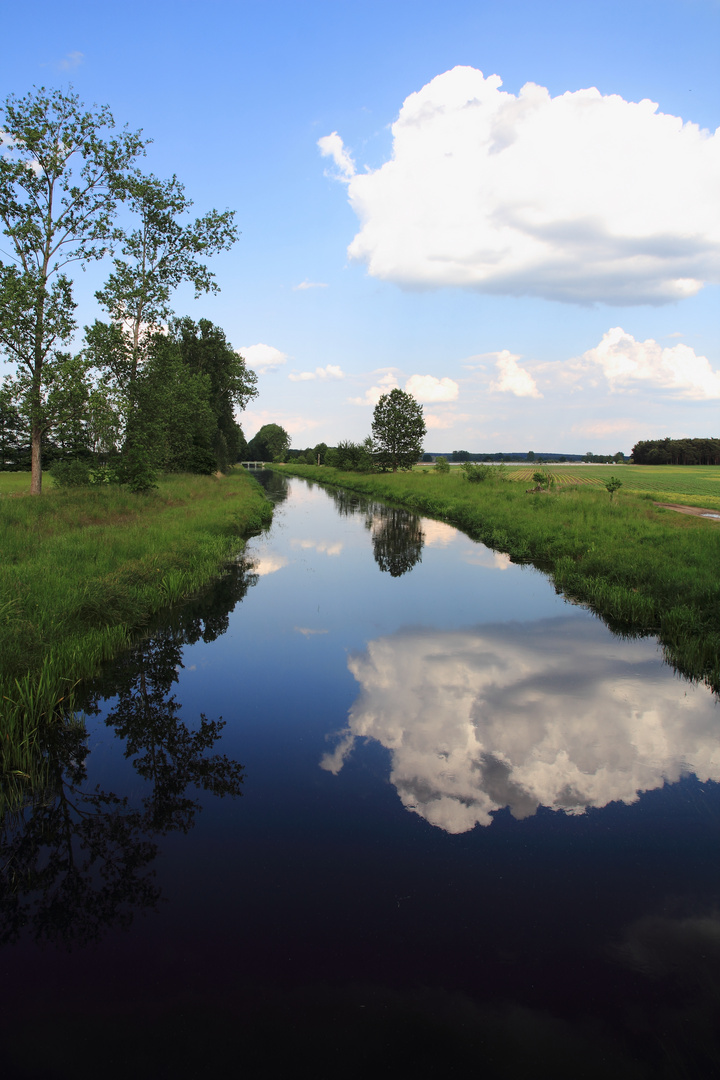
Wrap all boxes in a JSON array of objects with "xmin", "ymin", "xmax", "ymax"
[{"xmin": 2, "ymin": 472, "xmax": 719, "ymax": 1079}]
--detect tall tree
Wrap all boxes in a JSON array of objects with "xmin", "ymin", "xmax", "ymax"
[
  {"xmin": 171, "ymin": 318, "xmax": 257, "ymax": 470},
  {"xmin": 121, "ymin": 332, "xmax": 219, "ymax": 489},
  {"xmin": 247, "ymin": 423, "xmax": 290, "ymax": 462},
  {"xmin": 371, "ymin": 388, "xmax": 426, "ymax": 472},
  {"xmin": 0, "ymin": 86, "xmax": 146, "ymax": 493},
  {"xmin": 92, "ymin": 172, "xmax": 238, "ymax": 386}
]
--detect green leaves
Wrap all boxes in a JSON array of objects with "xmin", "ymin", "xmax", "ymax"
[
  {"xmin": 605, "ymin": 476, "xmax": 623, "ymax": 501},
  {"xmin": 371, "ymin": 388, "xmax": 426, "ymax": 472},
  {"xmin": 0, "ymin": 85, "xmax": 148, "ymax": 492},
  {"xmin": 94, "ymin": 172, "xmax": 238, "ymax": 381},
  {"xmin": 0, "ymin": 86, "xmax": 147, "ymax": 278}
]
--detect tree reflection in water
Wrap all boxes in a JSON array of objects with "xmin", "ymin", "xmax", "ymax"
[
  {"xmin": 368, "ymin": 506, "xmax": 424, "ymax": 578},
  {"xmin": 327, "ymin": 489, "xmax": 426, "ymax": 578},
  {"xmin": 0, "ymin": 559, "xmax": 257, "ymax": 948}
]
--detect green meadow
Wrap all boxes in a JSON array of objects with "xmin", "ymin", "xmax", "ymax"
[{"xmin": 276, "ymin": 463, "xmax": 720, "ymax": 693}]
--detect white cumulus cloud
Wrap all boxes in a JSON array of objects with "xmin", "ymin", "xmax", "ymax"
[
  {"xmin": 243, "ymin": 409, "xmax": 320, "ymax": 438},
  {"xmin": 291, "ymin": 539, "xmax": 343, "ymax": 556},
  {"xmin": 579, "ymin": 327, "xmax": 720, "ymax": 399},
  {"xmin": 238, "ymin": 343, "xmax": 289, "ymax": 372},
  {"xmin": 422, "ymin": 521, "xmax": 459, "ymax": 546},
  {"xmin": 289, "ymin": 364, "xmax": 344, "ymax": 382},
  {"xmin": 321, "ymin": 619, "xmax": 720, "ymax": 834},
  {"xmin": 251, "ymin": 554, "xmax": 288, "ymax": 577},
  {"xmin": 424, "ymin": 411, "xmax": 471, "ymax": 430},
  {"xmin": 405, "ymin": 373, "xmax": 459, "ymax": 402},
  {"xmin": 325, "ymin": 66, "xmax": 720, "ymax": 305},
  {"xmin": 317, "ymin": 131, "xmax": 356, "ymax": 181},
  {"xmin": 489, "ymin": 350, "xmax": 542, "ymax": 398},
  {"xmin": 349, "ymin": 370, "xmax": 399, "ymax": 406}
]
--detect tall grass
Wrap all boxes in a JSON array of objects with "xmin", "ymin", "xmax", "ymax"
[
  {"xmin": 277, "ymin": 464, "xmax": 720, "ymax": 693},
  {"xmin": 0, "ymin": 469, "xmax": 272, "ymax": 818}
]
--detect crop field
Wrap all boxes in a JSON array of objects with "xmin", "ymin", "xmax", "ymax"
[{"xmin": 503, "ymin": 465, "xmax": 720, "ymax": 507}]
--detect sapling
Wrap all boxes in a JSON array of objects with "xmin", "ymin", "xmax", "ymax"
[{"xmin": 605, "ymin": 476, "xmax": 622, "ymax": 501}]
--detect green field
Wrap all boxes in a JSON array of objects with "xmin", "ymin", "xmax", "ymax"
[
  {"xmin": 419, "ymin": 463, "xmax": 720, "ymax": 508},
  {"xmin": 502, "ymin": 464, "xmax": 720, "ymax": 507}
]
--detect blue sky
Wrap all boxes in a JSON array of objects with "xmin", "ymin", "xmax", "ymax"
[{"xmin": 2, "ymin": 0, "xmax": 719, "ymax": 452}]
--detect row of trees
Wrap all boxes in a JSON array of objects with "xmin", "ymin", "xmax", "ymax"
[
  {"xmin": 446, "ymin": 450, "xmax": 626, "ymax": 464},
  {"xmin": 0, "ymin": 319, "xmax": 256, "ymax": 481},
  {"xmin": 631, "ymin": 438, "xmax": 720, "ymax": 466},
  {"xmin": 0, "ymin": 86, "xmax": 255, "ymax": 491}
]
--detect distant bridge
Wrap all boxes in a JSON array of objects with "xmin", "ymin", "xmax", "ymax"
[{"xmin": 239, "ymin": 461, "xmax": 268, "ymax": 469}]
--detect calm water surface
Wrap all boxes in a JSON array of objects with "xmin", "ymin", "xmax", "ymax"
[{"xmin": 1, "ymin": 473, "xmax": 719, "ymax": 1078}]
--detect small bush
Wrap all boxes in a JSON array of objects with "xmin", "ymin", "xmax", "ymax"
[
  {"xmin": 461, "ymin": 462, "xmax": 492, "ymax": 483},
  {"xmin": 434, "ymin": 456, "xmax": 450, "ymax": 474},
  {"xmin": 530, "ymin": 471, "xmax": 555, "ymax": 491},
  {"xmin": 51, "ymin": 459, "xmax": 92, "ymax": 488},
  {"xmin": 605, "ymin": 476, "xmax": 623, "ymax": 500}
]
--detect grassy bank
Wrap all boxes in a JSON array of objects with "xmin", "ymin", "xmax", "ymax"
[
  {"xmin": 1, "ymin": 469, "xmax": 272, "ymax": 814},
  {"xmin": 275, "ymin": 464, "xmax": 720, "ymax": 692}
]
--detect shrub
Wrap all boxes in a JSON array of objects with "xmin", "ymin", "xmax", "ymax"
[
  {"xmin": 434, "ymin": 456, "xmax": 450, "ymax": 473},
  {"xmin": 605, "ymin": 476, "xmax": 623, "ymax": 501},
  {"xmin": 461, "ymin": 462, "xmax": 492, "ymax": 483},
  {"xmin": 531, "ymin": 471, "xmax": 555, "ymax": 490},
  {"xmin": 50, "ymin": 459, "xmax": 92, "ymax": 488}
]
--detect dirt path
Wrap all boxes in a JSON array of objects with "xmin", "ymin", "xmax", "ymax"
[{"xmin": 654, "ymin": 502, "xmax": 720, "ymax": 520}]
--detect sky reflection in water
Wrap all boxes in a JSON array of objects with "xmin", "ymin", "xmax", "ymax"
[
  {"xmin": 246, "ymin": 474, "xmax": 718, "ymax": 835},
  {"xmin": 323, "ymin": 617, "xmax": 719, "ymax": 832}
]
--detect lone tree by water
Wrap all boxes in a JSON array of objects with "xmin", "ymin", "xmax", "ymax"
[{"xmin": 371, "ymin": 388, "xmax": 426, "ymax": 472}]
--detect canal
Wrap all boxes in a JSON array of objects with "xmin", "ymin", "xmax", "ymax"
[{"xmin": 1, "ymin": 471, "xmax": 718, "ymax": 1078}]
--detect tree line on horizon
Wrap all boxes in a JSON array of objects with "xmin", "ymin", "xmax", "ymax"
[{"xmin": 630, "ymin": 438, "xmax": 720, "ymax": 466}]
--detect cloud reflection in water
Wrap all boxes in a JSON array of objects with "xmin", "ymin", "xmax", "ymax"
[{"xmin": 321, "ymin": 616, "xmax": 719, "ymax": 833}]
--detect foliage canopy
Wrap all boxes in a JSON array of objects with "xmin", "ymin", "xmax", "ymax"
[{"xmin": 371, "ymin": 388, "xmax": 426, "ymax": 472}]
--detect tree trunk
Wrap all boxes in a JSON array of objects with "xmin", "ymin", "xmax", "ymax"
[
  {"xmin": 31, "ymin": 288, "xmax": 46, "ymax": 495},
  {"xmin": 30, "ymin": 420, "xmax": 42, "ymax": 494}
]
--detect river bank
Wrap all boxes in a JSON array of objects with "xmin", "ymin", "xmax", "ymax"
[
  {"xmin": 0, "ymin": 469, "xmax": 272, "ymax": 810},
  {"xmin": 274, "ymin": 464, "xmax": 720, "ymax": 692}
]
